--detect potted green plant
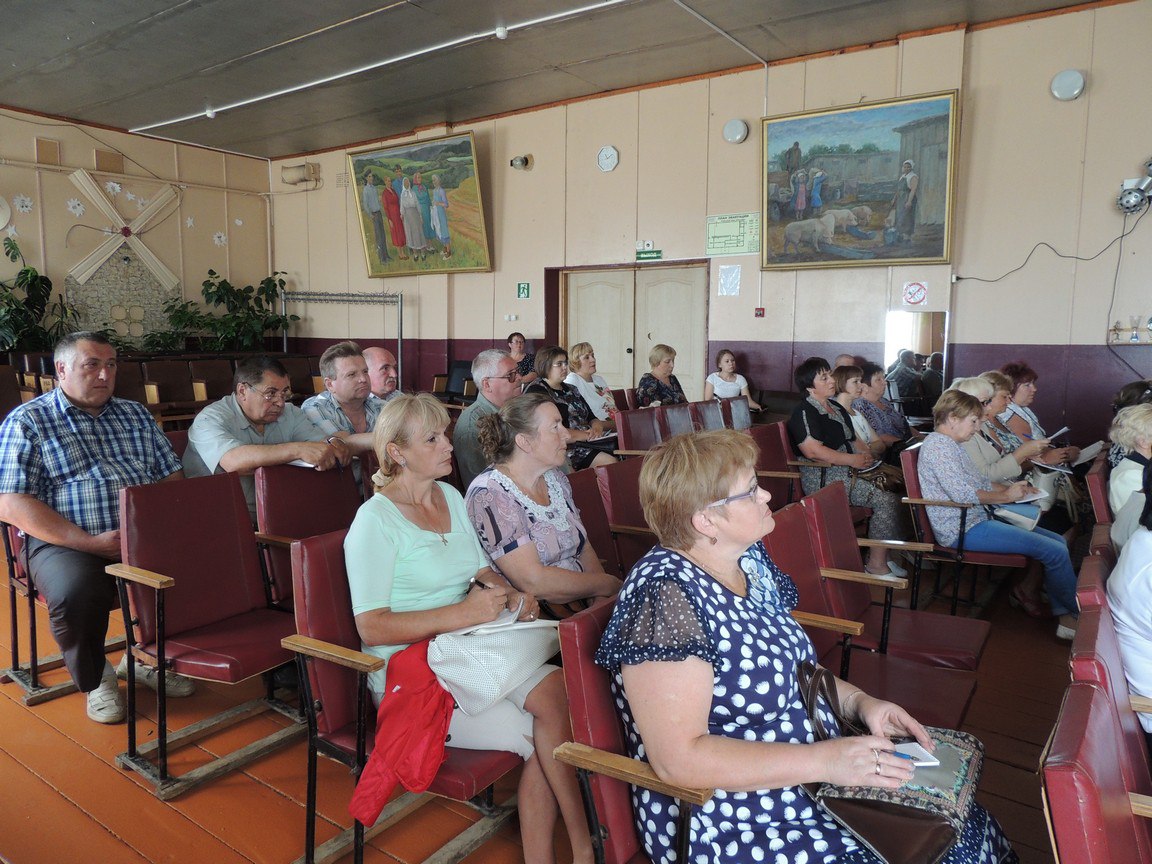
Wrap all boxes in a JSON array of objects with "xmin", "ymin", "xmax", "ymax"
[
  {"xmin": 0, "ymin": 238, "xmax": 78, "ymax": 351},
  {"xmin": 198, "ymin": 270, "xmax": 298, "ymax": 352}
]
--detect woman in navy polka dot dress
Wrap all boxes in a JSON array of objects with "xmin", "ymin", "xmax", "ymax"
[{"xmin": 596, "ymin": 430, "xmax": 1017, "ymax": 864}]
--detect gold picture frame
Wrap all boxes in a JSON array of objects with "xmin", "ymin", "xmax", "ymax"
[
  {"xmin": 349, "ymin": 131, "xmax": 492, "ymax": 278},
  {"xmin": 761, "ymin": 91, "xmax": 959, "ymax": 270}
]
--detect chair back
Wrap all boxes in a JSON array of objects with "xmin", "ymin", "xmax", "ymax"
[
  {"xmin": 616, "ymin": 407, "xmax": 665, "ymax": 451},
  {"xmin": 280, "ymin": 357, "xmax": 316, "ymax": 398},
  {"xmin": 1076, "ymin": 554, "xmax": 1110, "ymax": 611},
  {"xmin": 568, "ymin": 468, "xmax": 622, "ymax": 577},
  {"xmin": 662, "ymin": 402, "xmax": 695, "ymax": 437},
  {"xmin": 113, "ymin": 360, "xmax": 151, "ymax": 404},
  {"xmin": 723, "ymin": 396, "xmax": 752, "ymax": 431},
  {"xmin": 142, "ymin": 359, "xmax": 198, "ymax": 403},
  {"xmin": 255, "ymin": 465, "xmax": 364, "ymax": 606},
  {"xmin": 595, "ymin": 456, "xmax": 653, "ymax": 573},
  {"xmin": 1043, "ymin": 682, "xmax": 1152, "ymax": 863},
  {"xmin": 164, "ymin": 429, "xmax": 189, "ymax": 459},
  {"xmin": 189, "ymin": 359, "xmax": 235, "ymax": 400},
  {"xmin": 119, "ymin": 473, "xmax": 267, "ymax": 645},
  {"xmin": 800, "ymin": 483, "xmax": 871, "ymax": 620},
  {"xmin": 1086, "ymin": 453, "xmax": 1112, "ymax": 524},
  {"xmin": 749, "ymin": 423, "xmax": 797, "ymax": 510},
  {"xmin": 1069, "ymin": 605, "xmax": 1152, "ymax": 795},
  {"xmin": 0, "ymin": 365, "xmax": 25, "ymax": 418},
  {"xmin": 900, "ymin": 447, "xmax": 940, "ymax": 547},
  {"xmin": 291, "ymin": 529, "xmax": 363, "ymax": 739},
  {"xmin": 609, "ymin": 389, "xmax": 630, "ymax": 412},
  {"xmin": 759, "ymin": 504, "xmax": 839, "ymax": 658},
  {"xmin": 559, "ymin": 598, "xmax": 642, "ymax": 864},
  {"xmin": 693, "ymin": 400, "xmax": 724, "ymax": 431}
]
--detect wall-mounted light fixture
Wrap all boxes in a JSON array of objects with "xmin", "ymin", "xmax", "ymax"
[
  {"xmin": 1050, "ymin": 69, "xmax": 1086, "ymax": 102},
  {"xmin": 722, "ymin": 119, "xmax": 749, "ymax": 144},
  {"xmin": 1117, "ymin": 158, "xmax": 1152, "ymax": 215},
  {"xmin": 281, "ymin": 162, "xmax": 320, "ymax": 185},
  {"xmin": 509, "ymin": 154, "xmax": 533, "ymax": 171}
]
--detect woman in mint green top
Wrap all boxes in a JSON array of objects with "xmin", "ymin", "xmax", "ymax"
[{"xmin": 343, "ymin": 393, "xmax": 595, "ymax": 864}]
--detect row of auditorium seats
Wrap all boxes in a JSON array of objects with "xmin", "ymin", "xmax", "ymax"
[{"xmin": 1041, "ymin": 542, "xmax": 1152, "ymax": 861}]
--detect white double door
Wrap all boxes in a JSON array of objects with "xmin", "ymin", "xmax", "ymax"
[{"xmin": 563, "ymin": 264, "xmax": 709, "ymax": 400}]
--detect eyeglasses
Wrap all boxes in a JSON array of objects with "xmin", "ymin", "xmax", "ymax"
[
  {"xmin": 706, "ymin": 478, "xmax": 761, "ymax": 508},
  {"xmin": 246, "ymin": 385, "xmax": 293, "ymax": 403},
  {"xmin": 484, "ymin": 370, "xmax": 519, "ymax": 384}
]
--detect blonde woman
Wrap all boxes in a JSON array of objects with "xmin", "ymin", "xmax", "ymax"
[
  {"xmin": 636, "ymin": 344, "xmax": 686, "ymax": 408},
  {"xmin": 564, "ymin": 341, "xmax": 616, "ymax": 424}
]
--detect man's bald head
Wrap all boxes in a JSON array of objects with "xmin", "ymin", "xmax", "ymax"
[{"xmin": 363, "ymin": 346, "xmax": 399, "ymax": 399}]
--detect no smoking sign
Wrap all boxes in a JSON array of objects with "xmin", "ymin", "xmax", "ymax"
[{"xmin": 902, "ymin": 281, "xmax": 927, "ymax": 306}]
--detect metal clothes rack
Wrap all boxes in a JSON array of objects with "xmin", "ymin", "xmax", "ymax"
[{"xmin": 280, "ymin": 290, "xmax": 404, "ymax": 385}]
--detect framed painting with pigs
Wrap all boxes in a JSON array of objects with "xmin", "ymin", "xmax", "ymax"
[{"xmin": 760, "ymin": 91, "xmax": 958, "ymax": 270}]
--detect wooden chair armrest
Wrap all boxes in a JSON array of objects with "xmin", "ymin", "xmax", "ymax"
[
  {"xmin": 38, "ymin": 374, "xmax": 56, "ymax": 391},
  {"xmin": 609, "ymin": 523, "xmax": 655, "ymax": 537},
  {"xmin": 553, "ymin": 742, "xmax": 713, "ymax": 806},
  {"xmin": 613, "ymin": 449, "xmax": 649, "ymax": 457},
  {"xmin": 787, "ymin": 458, "xmax": 833, "ymax": 469},
  {"xmin": 857, "ymin": 538, "xmax": 934, "ymax": 553},
  {"xmin": 901, "ymin": 497, "xmax": 979, "ymax": 509},
  {"xmin": 105, "ymin": 562, "xmax": 174, "ymax": 590},
  {"xmin": 255, "ymin": 531, "xmax": 295, "ymax": 549},
  {"xmin": 1131, "ymin": 695, "xmax": 1152, "ymax": 714},
  {"xmin": 444, "ymin": 403, "xmax": 466, "ymax": 413},
  {"xmin": 757, "ymin": 470, "xmax": 801, "ymax": 480},
  {"xmin": 311, "ymin": 375, "xmax": 325, "ymax": 394},
  {"xmin": 192, "ymin": 380, "xmax": 208, "ymax": 401},
  {"xmin": 282, "ymin": 634, "xmax": 385, "ymax": 674},
  {"xmin": 144, "ymin": 382, "xmax": 161, "ymax": 405},
  {"xmin": 791, "ymin": 610, "xmax": 864, "ymax": 636},
  {"xmin": 1132, "ymin": 792, "xmax": 1152, "ymax": 818},
  {"xmin": 819, "ymin": 567, "xmax": 907, "ymax": 590}
]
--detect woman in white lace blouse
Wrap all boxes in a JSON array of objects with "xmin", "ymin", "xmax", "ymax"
[{"xmin": 465, "ymin": 392, "xmax": 621, "ymax": 611}]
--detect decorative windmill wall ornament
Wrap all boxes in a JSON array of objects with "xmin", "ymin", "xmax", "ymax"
[{"xmin": 66, "ymin": 169, "xmax": 180, "ymax": 291}]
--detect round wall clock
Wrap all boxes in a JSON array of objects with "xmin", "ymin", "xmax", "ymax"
[{"xmin": 597, "ymin": 145, "xmax": 619, "ymax": 172}]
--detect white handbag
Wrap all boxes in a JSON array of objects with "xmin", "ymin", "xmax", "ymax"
[{"xmin": 427, "ymin": 600, "xmax": 560, "ymax": 716}]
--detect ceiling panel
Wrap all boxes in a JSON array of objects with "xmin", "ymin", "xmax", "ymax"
[{"xmin": 0, "ymin": 0, "xmax": 1091, "ymax": 157}]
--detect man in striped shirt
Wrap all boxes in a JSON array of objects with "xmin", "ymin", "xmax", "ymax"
[{"xmin": 0, "ymin": 332, "xmax": 188, "ymax": 723}]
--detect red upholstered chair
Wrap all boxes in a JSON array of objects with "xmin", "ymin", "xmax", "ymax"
[
  {"xmin": 1090, "ymin": 522, "xmax": 1117, "ymax": 569},
  {"xmin": 567, "ymin": 467, "xmax": 623, "ymax": 578},
  {"xmin": 188, "ymin": 358, "xmax": 236, "ymax": 400},
  {"xmin": 1042, "ymin": 682, "xmax": 1152, "ymax": 864},
  {"xmin": 901, "ymin": 446, "xmax": 1028, "ymax": 615},
  {"xmin": 801, "ymin": 482, "xmax": 989, "ymax": 670},
  {"xmin": 255, "ymin": 464, "xmax": 364, "ymax": 609},
  {"xmin": 1086, "ymin": 452, "xmax": 1113, "ymax": 524},
  {"xmin": 692, "ymin": 399, "xmax": 724, "ymax": 431},
  {"xmin": 748, "ymin": 423, "xmax": 800, "ymax": 511},
  {"xmin": 142, "ymin": 359, "xmax": 213, "ymax": 415},
  {"xmin": 615, "ymin": 407, "xmax": 666, "ymax": 453},
  {"xmin": 285, "ymin": 529, "xmax": 521, "ymax": 864},
  {"xmin": 662, "ymin": 402, "xmax": 695, "ymax": 437},
  {"xmin": 1069, "ymin": 605, "xmax": 1152, "ymax": 795},
  {"xmin": 1076, "ymin": 553, "xmax": 1110, "ymax": 611},
  {"xmin": 164, "ymin": 428, "xmax": 189, "ymax": 459},
  {"xmin": 553, "ymin": 599, "xmax": 712, "ymax": 864},
  {"xmin": 764, "ymin": 419, "xmax": 870, "ymax": 530},
  {"xmin": 762, "ymin": 504, "xmax": 975, "ymax": 728},
  {"xmin": 594, "ymin": 456, "xmax": 657, "ymax": 574},
  {"xmin": 1, "ymin": 523, "xmax": 123, "ymax": 704},
  {"xmin": 107, "ymin": 473, "xmax": 305, "ymax": 799},
  {"xmin": 609, "ymin": 388, "xmax": 630, "ymax": 413}
]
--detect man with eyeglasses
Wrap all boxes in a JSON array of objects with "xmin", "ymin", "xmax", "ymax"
[
  {"xmin": 184, "ymin": 356, "xmax": 352, "ymax": 521},
  {"xmin": 0, "ymin": 331, "xmax": 192, "ymax": 724},
  {"xmin": 453, "ymin": 349, "xmax": 521, "ymax": 488}
]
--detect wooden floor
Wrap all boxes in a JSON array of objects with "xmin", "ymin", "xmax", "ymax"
[{"xmin": 0, "ymin": 565, "xmax": 1067, "ymax": 864}]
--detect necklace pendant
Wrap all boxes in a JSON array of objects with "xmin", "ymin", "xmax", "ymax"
[{"xmin": 440, "ymin": 534, "xmax": 448, "ymax": 546}]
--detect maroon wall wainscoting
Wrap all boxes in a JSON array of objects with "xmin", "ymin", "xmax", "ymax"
[{"xmin": 287, "ymin": 335, "xmax": 1138, "ymax": 443}]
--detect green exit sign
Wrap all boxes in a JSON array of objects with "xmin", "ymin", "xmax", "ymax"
[
  {"xmin": 516, "ymin": 282, "xmax": 530, "ymax": 299},
  {"xmin": 636, "ymin": 249, "xmax": 663, "ymax": 261}
]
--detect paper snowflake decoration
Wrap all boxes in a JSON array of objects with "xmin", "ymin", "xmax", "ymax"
[
  {"xmin": 12, "ymin": 194, "xmax": 32, "ymax": 214},
  {"xmin": 234, "ymin": 218, "xmax": 243, "ymax": 226},
  {"xmin": 104, "ymin": 181, "xmax": 122, "ymax": 196},
  {"xmin": 66, "ymin": 198, "xmax": 86, "ymax": 218},
  {"xmin": 136, "ymin": 197, "xmax": 148, "ymax": 210},
  {"xmin": 124, "ymin": 191, "xmax": 136, "ymax": 202},
  {"xmin": 6, "ymin": 225, "xmax": 17, "ymax": 238},
  {"xmin": 213, "ymin": 231, "xmax": 228, "ymax": 247},
  {"xmin": 185, "ymin": 216, "xmax": 195, "ymax": 229}
]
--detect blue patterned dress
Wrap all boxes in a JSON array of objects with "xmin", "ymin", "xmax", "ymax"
[{"xmin": 596, "ymin": 542, "xmax": 1017, "ymax": 864}]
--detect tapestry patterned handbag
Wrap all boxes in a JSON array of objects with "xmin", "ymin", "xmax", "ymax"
[{"xmin": 797, "ymin": 661, "xmax": 983, "ymax": 864}]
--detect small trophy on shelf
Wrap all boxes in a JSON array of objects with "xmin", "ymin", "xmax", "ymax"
[
  {"xmin": 1131, "ymin": 316, "xmax": 1142, "ymax": 343},
  {"xmin": 1111, "ymin": 321, "xmax": 1125, "ymax": 342}
]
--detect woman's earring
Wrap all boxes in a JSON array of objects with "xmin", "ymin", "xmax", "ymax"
[
  {"xmin": 398, "ymin": 459, "xmax": 407, "ymax": 468},
  {"xmin": 708, "ymin": 535, "xmax": 717, "ymax": 545}
]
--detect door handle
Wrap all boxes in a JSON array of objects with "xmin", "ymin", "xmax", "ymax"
[{"xmin": 626, "ymin": 348, "xmax": 633, "ymax": 354}]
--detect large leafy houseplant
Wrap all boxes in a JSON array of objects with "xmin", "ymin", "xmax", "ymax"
[{"xmin": 0, "ymin": 238, "xmax": 78, "ymax": 350}]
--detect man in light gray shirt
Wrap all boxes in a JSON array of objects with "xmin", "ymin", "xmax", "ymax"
[
  {"xmin": 452, "ymin": 349, "xmax": 521, "ymax": 489},
  {"xmin": 184, "ymin": 356, "xmax": 351, "ymax": 520}
]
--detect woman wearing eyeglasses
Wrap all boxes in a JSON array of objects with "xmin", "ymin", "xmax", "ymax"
[
  {"xmin": 525, "ymin": 345, "xmax": 615, "ymax": 470},
  {"xmin": 594, "ymin": 429, "xmax": 1016, "ymax": 864},
  {"xmin": 949, "ymin": 377, "xmax": 1048, "ymax": 483}
]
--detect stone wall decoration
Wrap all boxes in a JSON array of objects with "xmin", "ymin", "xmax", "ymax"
[{"xmin": 65, "ymin": 245, "xmax": 176, "ymax": 344}]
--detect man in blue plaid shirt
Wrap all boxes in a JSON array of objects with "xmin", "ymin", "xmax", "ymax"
[{"xmin": 0, "ymin": 332, "xmax": 187, "ymax": 723}]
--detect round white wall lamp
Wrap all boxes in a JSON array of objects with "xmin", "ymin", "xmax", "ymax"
[
  {"xmin": 1050, "ymin": 69, "xmax": 1086, "ymax": 101},
  {"xmin": 722, "ymin": 119, "xmax": 749, "ymax": 144}
]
